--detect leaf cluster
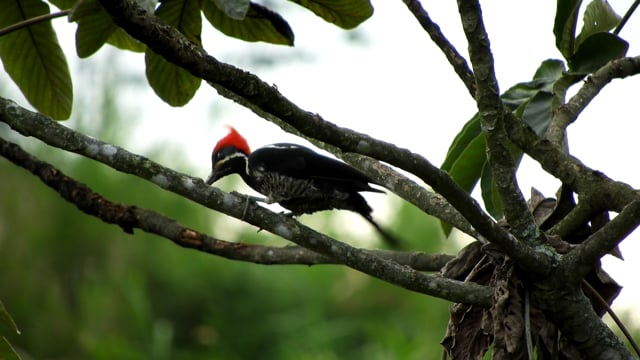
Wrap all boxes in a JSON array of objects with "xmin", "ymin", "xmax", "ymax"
[
  {"xmin": 441, "ymin": 0, "xmax": 628, "ymax": 224},
  {"xmin": 0, "ymin": 0, "xmax": 372, "ymax": 116}
]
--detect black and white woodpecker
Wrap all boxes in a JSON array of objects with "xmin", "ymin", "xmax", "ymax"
[{"xmin": 206, "ymin": 127, "xmax": 399, "ymax": 247}]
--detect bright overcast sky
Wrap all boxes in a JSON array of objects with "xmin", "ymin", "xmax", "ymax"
[{"xmin": 3, "ymin": 0, "xmax": 640, "ymax": 323}]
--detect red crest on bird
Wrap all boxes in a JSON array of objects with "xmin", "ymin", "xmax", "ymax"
[{"xmin": 213, "ymin": 126, "xmax": 251, "ymax": 155}]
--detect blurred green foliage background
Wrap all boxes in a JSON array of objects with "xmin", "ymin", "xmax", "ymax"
[{"xmin": 0, "ymin": 57, "xmax": 452, "ymax": 359}]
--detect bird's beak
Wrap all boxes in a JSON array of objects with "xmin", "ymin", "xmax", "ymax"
[
  {"xmin": 206, "ymin": 159, "xmax": 226, "ymax": 185},
  {"xmin": 205, "ymin": 170, "xmax": 218, "ymax": 185}
]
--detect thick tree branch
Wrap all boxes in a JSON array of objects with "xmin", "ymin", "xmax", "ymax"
[
  {"xmin": 341, "ymin": 153, "xmax": 478, "ymax": 238},
  {"xmin": 97, "ymin": 0, "xmax": 542, "ymax": 280},
  {"xmin": 0, "ymin": 98, "xmax": 492, "ymax": 306},
  {"xmin": 0, "ymin": 134, "xmax": 455, "ymax": 269},
  {"xmin": 457, "ymin": 0, "xmax": 550, "ymax": 267},
  {"xmin": 561, "ymin": 200, "xmax": 640, "ymax": 279},
  {"xmin": 401, "ymin": 0, "xmax": 476, "ymax": 97},
  {"xmin": 531, "ymin": 280, "xmax": 631, "ymax": 359},
  {"xmin": 503, "ymin": 113, "xmax": 639, "ymax": 213},
  {"xmin": 547, "ymin": 196, "xmax": 600, "ymax": 239},
  {"xmin": 547, "ymin": 56, "xmax": 640, "ymax": 145}
]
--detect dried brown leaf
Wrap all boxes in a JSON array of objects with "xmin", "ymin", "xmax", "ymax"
[
  {"xmin": 441, "ymin": 241, "xmax": 484, "ymax": 280},
  {"xmin": 442, "ymin": 303, "xmax": 492, "ymax": 360}
]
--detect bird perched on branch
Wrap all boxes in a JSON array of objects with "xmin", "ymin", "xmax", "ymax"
[{"xmin": 206, "ymin": 127, "xmax": 399, "ymax": 247}]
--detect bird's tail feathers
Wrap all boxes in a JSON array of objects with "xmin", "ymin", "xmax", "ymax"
[{"xmin": 362, "ymin": 215, "xmax": 401, "ymax": 249}]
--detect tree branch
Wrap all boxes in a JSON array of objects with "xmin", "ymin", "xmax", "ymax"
[
  {"xmin": 614, "ymin": 0, "xmax": 640, "ymax": 35},
  {"xmin": 457, "ymin": 0, "xmax": 550, "ymax": 268},
  {"xmin": 0, "ymin": 133, "xmax": 455, "ymax": 269},
  {"xmin": 531, "ymin": 279, "xmax": 632, "ymax": 359},
  {"xmin": 401, "ymin": 0, "xmax": 476, "ymax": 97},
  {"xmin": 561, "ymin": 200, "xmax": 640, "ymax": 279},
  {"xmin": 0, "ymin": 97, "xmax": 492, "ymax": 306},
  {"xmin": 547, "ymin": 196, "xmax": 600, "ymax": 239},
  {"xmin": 503, "ymin": 111, "xmax": 639, "ymax": 213},
  {"xmin": 547, "ymin": 56, "xmax": 640, "ymax": 145},
  {"xmin": 0, "ymin": 10, "xmax": 70, "ymax": 37},
  {"xmin": 97, "ymin": 0, "xmax": 543, "ymax": 280},
  {"xmin": 343, "ymin": 153, "xmax": 478, "ymax": 237}
]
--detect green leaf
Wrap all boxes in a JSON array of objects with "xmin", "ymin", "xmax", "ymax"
[
  {"xmin": 480, "ymin": 162, "xmax": 501, "ymax": 219},
  {"xmin": 479, "ymin": 145, "xmax": 524, "ymax": 220},
  {"xmin": 445, "ymin": 120, "xmax": 487, "ymax": 196},
  {"xmin": 440, "ymin": 114, "xmax": 485, "ymax": 235},
  {"xmin": 533, "ymin": 58, "xmax": 565, "ymax": 82},
  {"xmin": 289, "ymin": 0, "xmax": 373, "ymax": 29},
  {"xmin": 569, "ymin": 32, "xmax": 628, "ymax": 74},
  {"xmin": 0, "ymin": 0, "xmax": 73, "ymax": 120},
  {"xmin": 106, "ymin": 28, "xmax": 146, "ymax": 53},
  {"xmin": 72, "ymin": 0, "xmax": 118, "ymax": 58},
  {"xmin": 155, "ymin": 0, "xmax": 202, "ymax": 46},
  {"xmin": 440, "ymin": 114, "xmax": 485, "ymax": 236},
  {"xmin": 0, "ymin": 338, "xmax": 21, "ymax": 360},
  {"xmin": 146, "ymin": 0, "xmax": 202, "ymax": 106},
  {"xmin": 522, "ymin": 91, "xmax": 554, "ymax": 136},
  {"xmin": 554, "ymin": 0, "xmax": 582, "ymax": 58},
  {"xmin": 213, "ymin": 0, "xmax": 250, "ymax": 20},
  {"xmin": 575, "ymin": 0, "xmax": 621, "ymax": 47},
  {"xmin": 202, "ymin": 1, "xmax": 294, "ymax": 45},
  {"xmin": 501, "ymin": 80, "xmax": 548, "ymax": 110},
  {"xmin": 71, "ymin": 0, "xmax": 144, "ymax": 56}
]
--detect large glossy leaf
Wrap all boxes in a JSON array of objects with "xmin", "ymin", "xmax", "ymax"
[
  {"xmin": 575, "ymin": 0, "xmax": 621, "ymax": 47},
  {"xmin": 146, "ymin": 0, "xmax": 201, "ymax": 106},
  {"xmin": 289, "ymin": 0, "xmax": 373, "ymax": 29},
  {"xmin": 0, "ymin": 0, "xmax": 72, "ymax": 120},
  {"xmin": 554, "ymin": 0, "xmax": 582, "ymax": 59},
  {"xmin": 202, "ymin": 1, "xmax": 294, "ymax": 45},
  {"xmin": 569, "ymin": 32, "xmax": 628, "ymax": 74}
]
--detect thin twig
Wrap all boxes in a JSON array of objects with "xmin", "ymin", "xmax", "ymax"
[
  {"xmin": 0, "ymin": 10, "xmax": 70, "ymax": 37},
  {"xmin": 401, "ymin": 0, "xmax": 476, "ymax": 97},
  {"xmin": 581, "ymin": 280, "xmax": 640, "ymax": 357},
  {"xmin": 561, "ymin": 200, "xmax": 640, "ymax": 279},
  {"xmin": 614, "ymin": 0, "xmax": 640, "ymax": 35},
  {"xmin": 524, "ymin": 288, "xmax": 534, "ymax": 360},
  {"xmin": 547, "ymin": 56, "xmax": 640, "ymax": 145}
]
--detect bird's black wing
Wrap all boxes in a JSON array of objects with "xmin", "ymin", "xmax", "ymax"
[{"xmin": 249, "ymin": 143, "xmax": 384, "ymax": 193}]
